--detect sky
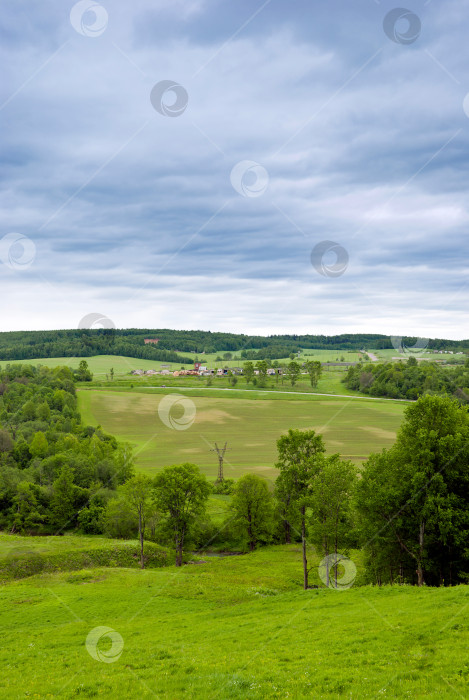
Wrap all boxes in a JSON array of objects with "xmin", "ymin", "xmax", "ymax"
[{"xmin": 1, "ymin": 0, "xmax": 469, "ymax": 340}]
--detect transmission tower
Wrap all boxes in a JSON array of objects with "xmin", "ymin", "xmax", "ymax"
[{"xmin": 211, "ymin": 442, "xmax": 230, "ymax": 482}]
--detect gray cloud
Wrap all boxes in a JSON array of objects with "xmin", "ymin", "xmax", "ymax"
[{"xmin": 1, "ymin": 0, "xmax": 469, "ymax": 337}]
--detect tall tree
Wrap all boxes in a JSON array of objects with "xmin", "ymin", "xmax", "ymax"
[
  {"xmin": 305, "ymin": 360, "xmax": 322, "ymax": 388},
  {"xmin": 275, "ymin": 429, "xmax": 325, "ymax": 589},
  {"xmin": 50, "ymin": 465, "xmax": 77, "ymax": 532},
  {"xmin": 309, "ymin": 455, "xmax": 357, "ymax": 587},
  {"xmin": 243, "ymin": 361, "xmax": 254, "ymax": 384},
  {"xmin": 231, "ymin": 474, "xmax": 274, "ymax": 551},
  {"xmin": 153, "ymin": 463, "xmax": 211, "ymax": 566},
  {"xmin": 255, "ymin": 360, "xmax": 268, "ymax": 387},
  {"xmin": 122, "ymin": 474, "xmax": 153, "ymax": 569},
  {"xmin": 286, "ymin": 361, "xmax": 301, "ymax": 387},
  {"xmin": 357, "ymin": 395, "xmax": 469, "ymax": 586}
]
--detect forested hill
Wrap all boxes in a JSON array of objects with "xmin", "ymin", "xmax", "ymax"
[{"xmin": 1, "ymin": 328, "xmax": 469, "ymax": 362}]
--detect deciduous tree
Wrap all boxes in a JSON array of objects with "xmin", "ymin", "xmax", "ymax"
[
  {"xmin": 153, "ymin": 463, "xmax": 210, "ymax": 566},
  {"xmin": 231, "ymin": 474, "xmax": 273, "ymax": 550},
  {"xmin": 275, "ymin": 429, "xmax": 325, "ymax": 589}
]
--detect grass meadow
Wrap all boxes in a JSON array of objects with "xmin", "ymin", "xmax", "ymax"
[
  {"xmin": 1, "ymin": 541, "xmax": 468, "ymax": 699},
  {"xmin": 2, "ymin": 350, "xmax": 361, "ymax": 376},
  {"xmin": 77, "ymin": 388, "xmax": 406, "ymax": 480}
]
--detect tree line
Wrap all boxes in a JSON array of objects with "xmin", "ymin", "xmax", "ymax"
[
  {"xmin": 2, "ymin": 328, "xmax": 468, "ymax": 362},
  {"xmin": 116, "ymin": 395, "xmax": 469, "ymax": 588},
  {"xmin": 343, "ymin": 356, "xmax": 469, "ymax": 402},
  {"xmin": 0, "ymin": 364, "xmax": 133, "ymax": 534},
  {"xmin": 2, "ymin": 364, "xmax": 469, "ymax": 588}
]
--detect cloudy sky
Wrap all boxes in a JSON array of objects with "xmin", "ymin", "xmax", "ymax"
[{"xmin": 1, "ymin": 0, "xmax": 468, "ymax": 339}]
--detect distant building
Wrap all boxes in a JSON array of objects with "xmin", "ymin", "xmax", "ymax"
[{"xmin": 144, "ymin": 338, "xmax": 159, "ymax": 344}]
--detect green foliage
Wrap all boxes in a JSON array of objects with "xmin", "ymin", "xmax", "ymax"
[
  {"xmin": 211, "ymin": 478, "xmax": 235, "ymax": 495},
  {"xmin": 153, "ymin": 463, "xmax": 211, "ymax": 565},
  {"xmin": 76, "ymin": 359, "xmax": 93, "ymax": 382},
  {"xmin": 286, "ymin": 360, "xmax": 301, "ymax": 386},
  {"xmin": 122, "ymin": 474, "xmax": 153, "ymax": 568},
  {"xmin": 308, "ymin": 455, "xmax": 358, "ymax": 586},
  {"xmin": 0, "ymin": 364, "xmax": 134, "ymax": 534},
  {"xmin": 0, "ymin": 535, "xmax": 169, "ymax": 581},
  {"xmin": 255, "ymin": 360, "xmax": 268, "ymax": 387},
  {"xmin": 29, "ymin": 431, "xmax": 49, "ymax": 458},
  {"xmin": 305, "ymin": 359, "xmax": 322, "ymax": 388},
  {"xmin": 77, "ymin": 499, "xmax": 106, "ymax": 534},
  {"xmin": 243, "ymin": 361, "xmax": 254, "ymax": 383},
  {"xmin": 343, "ymin": 359, "xmax": 469, "ymax": 401},
  {"xmin": 357, "ymin": 395, "xmax": 469, "ymax": 586},
  {"xmin": 230, "ymin": 474, "xmax": 274, "ymax": 550},
  {"xmin": 275, "ymin": 429, "xmax": 326, "ymax": 588},
  {"xmin": 103, "ymin": 495, "xmax": 138, "ymax": 539}
]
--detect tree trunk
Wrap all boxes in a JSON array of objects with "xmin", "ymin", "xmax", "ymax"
[
  {"xmin": 247, "ymin": 507, "xmax": 254, "ymax": 551},
  {"xmin": 284, "ymin": 519, "xmax": 291, "ymax": 544},
  {"xmin": 139, "ymin": 509, "xmax": 144, "ymax": 569},
  {"xmin": 175, "ymin": 530, "xmax": 185, "ymax": 567},
  {"xmin": 416, "ymin": 521, "xmax": 425, "ymax": 587},
  {"xmin": 301, "ymin": 506, "xmax": 308, "ymax": 590}
]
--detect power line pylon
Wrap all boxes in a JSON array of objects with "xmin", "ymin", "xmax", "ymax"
[{"xmin": 211, "ymin": 442, "xmax": 230, "ymax": 482}]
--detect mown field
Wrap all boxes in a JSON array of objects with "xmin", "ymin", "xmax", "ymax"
[
  {"xmin": 1, "ymin": 539, "xmax": 468, "ymax": 699},
  {"xmin": 78, "ymin": 388, "xmax": 406, "ymax": 480}
]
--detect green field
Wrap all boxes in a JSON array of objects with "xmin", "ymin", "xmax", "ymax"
[
  {"xmin": 1, "ymin": 350, "xmax": 361, "ymax": 375},
  {"xmin": 372, "ymin": 349, "xmax": 455, "ymax": 362},
  {"xmin": 78, "ymin": 389, "xmax": 406, "ymax": 480},
  {"xmin": 1, "ymin": 539, "xmax": 468, "ymax": 698}
]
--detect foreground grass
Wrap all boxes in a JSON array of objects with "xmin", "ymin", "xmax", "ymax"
[
  {"xmin": 1, "ymin": 544, "xmax": 468, "ymax": 698},
  {"xmin": 78, "ymin": 389, "xmax": 406, "ymax": 479}
]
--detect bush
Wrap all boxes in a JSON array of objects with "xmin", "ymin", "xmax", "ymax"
[{"xmin": 211, "ymin": 479, "xmax": 235, "ymax": 495}]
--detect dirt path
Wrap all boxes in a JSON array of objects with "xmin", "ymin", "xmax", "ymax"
[{"xmin": 139, "ymin": 386, "xmax": 411, "ymax": 402}]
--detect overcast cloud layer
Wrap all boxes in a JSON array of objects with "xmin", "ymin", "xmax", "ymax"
[{"xmin": 1, "ymin": 0, "xmax": 469, "ymax": 339}]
